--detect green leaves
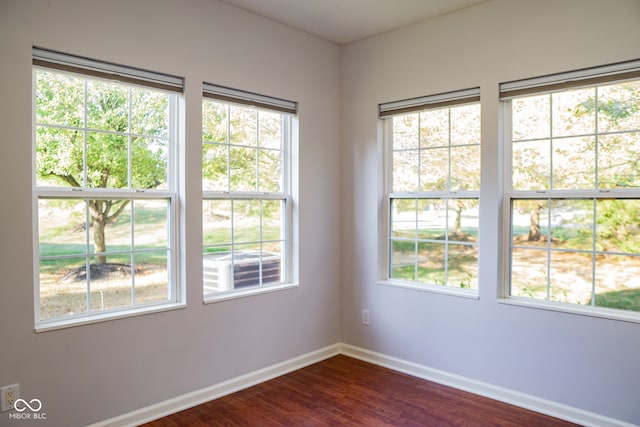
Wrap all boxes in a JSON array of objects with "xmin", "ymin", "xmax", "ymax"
[{"xmin": 35, "ymin": 69, "xmax": 169, "ymax": 190}]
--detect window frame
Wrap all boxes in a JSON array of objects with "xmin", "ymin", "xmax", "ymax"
[
  {"xmin": 201, "ymin": 84, "xmax": 298, "ymax": 302},
  {"xmin": 500, "ymin": 59, "xmax": 640, "ymax": 323},
  {"xmin": 32, "ymin": 48, "xmax": 185, "ymax": 332},
  {"xmin": 378, "ymin": 88, "xmax": 481, "ymax": 298}
]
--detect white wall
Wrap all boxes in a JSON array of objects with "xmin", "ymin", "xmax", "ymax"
[
  {"xmin": 0, "ymin": 0, "xmax": 341, "ymax": 425},
  {"xmin": 341, "ymin": 0, "xmax": 640, "ymax": 424}
]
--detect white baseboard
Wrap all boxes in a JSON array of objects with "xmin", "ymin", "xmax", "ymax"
[
  {"xmin": 339, "ymin": 343, "xmax": 636, "ymax": 427},
  {"xmin": 90, "ymin": 342, "xmax": 635, "ymax": 427},
  {"xmin": 88, "ymin": 344, "xmax": 341, "ymax": 427}
]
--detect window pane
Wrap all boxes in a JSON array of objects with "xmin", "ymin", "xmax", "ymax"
[
  {"xmin": 203, "ymin": 199, "xmax": 232, "ymax": 246},
  {"xmin": 450, "ymin": 104, "xmax": 481, "ymax": 146},
  {"xmin": 549, "ymin": 251, "xmax": 592, "ymax": 304},
  {"xmin": 448, "ymin": 244, "xmax": 478, "ymax": 289},
  {"xmin": 230, "ymin": 105, "xmax": 257, "ymax": 146},
  {"xmin": 88, "ymin": 199, "xmax": 131, "ymax": 254},
  {"xmin": 134, "ymin": 199, "xmax": 169, "ymax": 249},
  {"xmin": 392, "ymin": 150, "xmax": 419, "ymax": 192},
  {"xmin": 417, "ymin": 199, "xmax": 445, "ymax": 240},
  {"xmin": 86, "ymin": 80, "xmax": 129, "ymax": 132},
  {"xmin": 203, "ymin": 101, "xmax": 228, "ymax": 143},
  {"xmin": 596, "ymin": 199, "xmax": 640, "ymax": 254},
  {"xmin": 233, "ymin": 200, "xmax": 260, "ymax": 243},
  {"xmin": 393, "ymin": 114, "xmax": 419, "ymax": 149},
  {"xmin": 552, "ymin": 88, "xmax": 595, "ymax": 137},
  {"xmin": 550, "ymin": 199, "xmax": 594, "ymax": 251},
  {"xmin": 417, "ymin": 242, "xmax": 445, "ymax": 285},
  {"xmin": 89, "ymin": 254, "xmax": 133, "ymax": 313},
  {"xmin": 202, "ymin": 143, "xmax": 229, "ymax": 191},
  {"xmin": 511, "ymin": 247, "xmax": 548, "ymax": 299},
  {"xmin": 552, "ymin": 137, "xmax": 595, "ymax": 190},
  {"xmin": 134, "ymin": 250, "xmax": 169, "ymax": 305},
  {"xmin": 391, "ymin": 199, "xmax": 416, "ymax": 238},
  {"xmin": 512, "ymin": 199, "xmax": 550, "ymax": 247},
  {"xmin": 131, "ymin": 88, "xmax": 168, "ymax": 137},
  {"xmin": 512, "ymin": 140, "xmax": 550, "ymax": 190},
  {"xmin": 512, "ymin": 94, "xmax": 550, "ymax": 141},
  {"xmin": 38, "ymin": 199, "xmax": 87, "ymax": 257},
  {"xmin": 36, "ymin": 126, "xmax": 84, "ymax": 187},
  {"xmin": 419, "ymin": 109, "xmax": 448, "ymax": 148},
  {"xmin": 262, "ymin": 200, "xmax": 282, "ymax": 242},
  {"xmin": 390, "ymin": 240, "xmax": 415, "ymax": 281},
  {"xmin": 258, "ymin": 148, "xmax": 282, "ymax": 192},
  {"xmin": 262, "ymin": 246, "xmax": 282, "ymax": 284},
  {"xmin": 230, "ymin": 146, "xmax": 257, "ymax": 191},
  {"xmin": 232, "ymin": 243, "xmax": 261, "ymax": 288},
  {"xmin": 450, "ymin": 145, "xmax": 480, "ymax": 191},
  {"xmin": 595, "ymin": 254, "xmax": 640, "ymax": 312},
  {"xmin": 419, "ymin": 147, "xmax": 448, "ymax": 191},
  {"xmin": 39, "ymin": 257, "xmax": 87, "ymax": 320},
  {"xmin": 449, "ymin": 199, "xmax": 479, "ymax": 242},
  {"xmin": 598, "ymin": 133, "xmax": 640, "ymax": 189},
  {"xmin": 86, "ymin": 132, "xmax": 128, "ymax": 188},
  {"xmin": 132, "ymin": 137, "xmax": 168, "ymax": 189},
  {"xmin": 35, "ymin": 70, "xmax": 84, "ymax": 127},
  {"xmin": 597, "ymin": 81, "xmax": 640, "ymax": 133},
  {"xmin": 259, "ymin": 111, "xmax": 282, "ymax": 149}
]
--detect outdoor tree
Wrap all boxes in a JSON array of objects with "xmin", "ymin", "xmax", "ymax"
[{"xmin": 35, "ymin": 70, "xmax": 168, "ymax": 263}]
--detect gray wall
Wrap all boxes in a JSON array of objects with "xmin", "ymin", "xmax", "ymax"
[
  {"xmin": 0, "ymin": 1, "xmax": 342, "ymax": 425},
  {"xmin": 341, "ymin": 0, "xmax": 640, "ymax": 424}
]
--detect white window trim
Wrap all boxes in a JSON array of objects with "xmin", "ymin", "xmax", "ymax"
[
  {"xmin": 500, "ymin": 62, "xmax": 640, "ymax": 323},
  {"xmin": 379, "ymin": 90, "xmax": 481, "ymax": 298},
  {"xmin": 32, "ymin": 49, "xmax": 184, "ymax": 330}
]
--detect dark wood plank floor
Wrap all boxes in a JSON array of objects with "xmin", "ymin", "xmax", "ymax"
[{"xmin": 143, "ymin": 355, "xmax": 578, "ymax": 426}]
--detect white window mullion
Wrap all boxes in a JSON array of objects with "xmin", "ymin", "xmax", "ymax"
[
  {"xmin": 255, "ymin": 110, "xmax": 260, "ymax": 192},
  {"xmin": 85, "ymin": 198, "xmax": 91, "ymax": 314},
  {"xmin": 226, "ymin": 104, "xmax": 231, "ymax": 192},
  {"xmin": 83, "ymin": 80, "xmax": 88, "ymax": 188},
  {"xmin": 128, "ymin": 87, "xmax": 133, "ymax": 188},
  {"xmin": 130, "ymin": 199, "xmax": 136, "ymax": 305}
]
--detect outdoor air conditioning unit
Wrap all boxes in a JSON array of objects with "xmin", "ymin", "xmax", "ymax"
[{"xmin": 203, "ymin": 251, "xmax": 281, "ymax": 293}]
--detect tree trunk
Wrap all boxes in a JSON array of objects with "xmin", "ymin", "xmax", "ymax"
[
  {"xmin": 93, "ymin": 215, "xmax": 107, "ymax": 264},
  {"xmin": 454, "ymin": 204, "xmax": 463, "ymax": 236},
  {"xmin": 528, "ymin": 205, "xmax": 541, "ymax": 241}
]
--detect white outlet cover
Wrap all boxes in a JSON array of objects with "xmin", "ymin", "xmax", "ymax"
[{"xmin": 1, "ymin": 384, "xmax": 19, "ymax": 412}]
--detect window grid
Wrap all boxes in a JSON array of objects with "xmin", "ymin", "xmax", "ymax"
[
  {"xmin": 202, "ymin": 98, "xmax": 292, "ymax": 296},
  {"xmin": 34, "ymin": 65, "xmax": 179, "ymax": 325},
  {"xmin": 386, "ymin": 100, "xmax": 481, "ymax": 290},
  {"xmin": 505, "ymin": 78, "xmax": 640, "ymax": 313}
]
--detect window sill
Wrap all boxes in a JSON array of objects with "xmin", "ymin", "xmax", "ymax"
[
  {"xmin": 377, "ymin": 280, "xmax": 479, "ymax": 300},
  {"xmin": 498, "ymin": 297, "xmax": 640, "ymax": 324},
  {"xmin": 203, "ymin": 282, "xmax": 299, "ymax": 304},
  {"xmin": 35, "ymin": 302, "xmax": 187, "ymax": 333}
]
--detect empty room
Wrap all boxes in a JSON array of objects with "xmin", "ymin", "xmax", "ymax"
[{"xmin": 0, "ymin": 0, "xmax": 639, "ymax": 425}]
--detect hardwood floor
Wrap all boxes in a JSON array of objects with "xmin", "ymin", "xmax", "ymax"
[{"xmin": 142, "ymin": 355, "xmax": 578, "ymax": 426}]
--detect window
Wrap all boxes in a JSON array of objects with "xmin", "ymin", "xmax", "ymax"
[
  {"xmin": 502, "ymin": 60, "xmax": 640, "ymax": 316},
  {"xmin": 202, "ymin": 83, "xmax": 297, "ymax": 298},
  {"xmin": 380, "ymin": 88, "xmax": 481, "ymax": 292},
  {"xmin": 33, "ymin": 48, "xmax": 183, "ymax": 328}
]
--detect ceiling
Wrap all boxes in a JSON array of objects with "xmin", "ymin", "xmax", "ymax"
[{"xmin": 218, "ymin": 0, "xmax": 489, "ymax": 45}]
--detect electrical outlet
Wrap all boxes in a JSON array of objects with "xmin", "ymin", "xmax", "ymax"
[
  {"xmin": 362, "ymin": 309, "xmax": 370, "ymax": 326},
  {"xmin": 1, "ymin": 384, "xmax": 19, "ymax": 412}
]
